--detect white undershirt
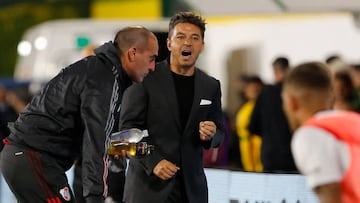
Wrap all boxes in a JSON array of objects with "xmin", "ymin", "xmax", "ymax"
[{"xmin": 291, "ymin": 126, "xmax": 350, "ymax": 189}]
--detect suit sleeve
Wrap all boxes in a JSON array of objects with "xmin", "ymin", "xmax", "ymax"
[
  {"xmin": 119, "ymin": 83, "xmax": 166, "ymax": 175},
  {"xmin": 203, "ymin": 80, "xmax": 225, "ymax": 149},
  {"xmin": 119, "ymin": 83, "xmax": 147, "ymax": 130}
]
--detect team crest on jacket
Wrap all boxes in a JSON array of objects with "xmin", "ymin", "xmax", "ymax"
[{"xmin": 59, "ymin": 186, "xmax": 71, "ymax": 201}]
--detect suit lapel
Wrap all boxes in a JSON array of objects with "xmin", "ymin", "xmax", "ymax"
[
  {"xmin": 184, "ymin": 69, "xmax": 202, "ymax": 133},
  {"xmin": 158, "ymin": 61, "xmax": 182, "ymax": 131}
]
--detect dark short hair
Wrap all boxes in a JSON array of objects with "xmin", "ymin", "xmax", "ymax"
[
  {"xmin": 272, "ymin": 56, "xmax": 290, "ymax": 72},
  {"xmin": 325, "ymin": 54, "xmax": 341, "ymax": 64},
  {"xmin": 246, "ymin": 75, "xmax": 264, "ymax": 85},
  {"xmin": 168, "ymin": 12, "xmax": 206, "ymax": 39},
  {"xmin": 284, "ymin": 62, "xmax": 332, "ymax": 93}
]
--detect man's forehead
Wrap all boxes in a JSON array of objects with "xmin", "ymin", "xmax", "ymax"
[{"xmin": 173, "ymin": 23, "xmax": 201, "ymax": 34}]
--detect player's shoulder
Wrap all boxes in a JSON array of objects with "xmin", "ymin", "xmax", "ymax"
[
  {"xmin": 293, "ymin": 126, "xmax": 333, "ymax": 144},
  {"xmin": 292, "ymin": 125, "xmax": 342, "ymax": 160}
]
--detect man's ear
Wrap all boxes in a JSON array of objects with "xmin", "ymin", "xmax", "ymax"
[
  {"xmin": 166, "ymin": 39, "xmax": 171, "ymax": 52},
  {"xmin": 289, "ymin": 94, "xmax": 300, "ymax": 111},
  {"xmin": 128, "ymin": 47, "xmax": 136, "ymax": 62},
  {"xmin": 282, "ymin": 91, "xmax": 299, "ymax": 112},
  {"xmin": 199, "ymin": 41, "xmax": 205, "ymax": 53}
]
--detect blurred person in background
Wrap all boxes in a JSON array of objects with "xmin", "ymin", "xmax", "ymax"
[
  {"xmin": 0, "ymin": 85, "xmax": 17, "ymax": 153},
  {"xmin": 0, "ymin": 26, "xmax": 158, "ymax": 203},
  {"xmin": 5, "ymin": 87, "xmax": 32, "ymax": 114},
  {"xmin": 325, "ymin": 55, "xmax": 360, "ymax": 112},
  {"xmin": 248, "ymin": 56, "xmax": 298, "ymax": 173},
  {"xmin": 348, "ymin": 64, "xmax": 360, "ymax": 112},
  {"xmin": 332, "ymin": 70, "xmax": 356, "ymax": 111},
  {"xmin": 226, "ymin": 74, "xmax": 250, "ymax": 169},
  {"xmin": 282, "ymin": 61, "xmax": 360, "ymax": 203},
  {"xmin": 237, "ymin": 74, "xmax": 251, "ymax": 106},
  {"xmin": 0, "ymin": 83, "xmax": 21, "ymax": 203},
  {"xmin": 325, "ymin": 54, "xmax": 348, "ymax": 73},
  {"xmin": 236, "ymin": 75, "xmax": 264, "ymax": 172},
  {"xmin": 349, "ymin": 64, "xmax": 360, "ymax": 89},
  {"xmin": 119, "ymin": 12, "xmax": 224, "ymax": 203}
]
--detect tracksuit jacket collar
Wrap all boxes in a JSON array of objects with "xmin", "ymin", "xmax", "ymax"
[{"xmin": 94, "ymin": 41, "xmax": 132, "ymax": 90}]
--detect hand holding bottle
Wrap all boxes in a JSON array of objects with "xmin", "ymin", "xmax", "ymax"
[
  {"xmin": 108, "ymin": 141, "xmax": 136, "ymax": 158},
  {"xmin": 107, "ymin": 128, "xmax": 154, "ymax": 157}
]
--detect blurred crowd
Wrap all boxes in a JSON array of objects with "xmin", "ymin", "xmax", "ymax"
[
  {"xmin": 0, "ymin": 80, "xmax": 32, "ymax": 152},
  {"xmin": 3, "ymin": 54, "xmax": 360, "ymax": 175},
  {"xmin": 203, "ymin": 54, "xmax": 360, "ymax": 174}
]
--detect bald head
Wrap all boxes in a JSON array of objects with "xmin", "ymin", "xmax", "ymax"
[
  {"xmin": 113, "ymin": 26, "xmax": 157, "ymax": 55},
  {"xmin": 112, "ymin": 26, "xmax": 158, "ymax": 83}
]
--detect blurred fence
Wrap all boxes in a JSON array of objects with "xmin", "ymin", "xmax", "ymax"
[{"xmin": 1, "ymin": 167, "xmax": 317, "ymax": 203}]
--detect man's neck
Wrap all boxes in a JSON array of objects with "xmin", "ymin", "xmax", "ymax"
[
  {"xmin": 170, "ymin": 65, "xmax": 195, "ymax": 76},
  {"xmin": 299, "ymin": 108, "xmax": 329, "ymax": 125}
]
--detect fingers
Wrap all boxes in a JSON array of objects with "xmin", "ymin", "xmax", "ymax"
[
  {"xmin": 199, "ymin": 121, "xmax": 216, "ymax": 141},
  {"xmin": 113, "ymin": 149, "xmax": 129, "ymax": 159},
  {"xmin": 113, "ymin": 149, "xmax": 134, "ymax": 159},
  {"xmin": 153, "ymin": 160, "xmax": 180, "ymax": 180},
  {"xmin": 199, "ymin": 131, "xmax": 211, "ymax": 141}
]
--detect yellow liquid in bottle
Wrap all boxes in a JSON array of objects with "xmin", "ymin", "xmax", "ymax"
[{"xmin": 108, "ymin": 141, "xmax": 137, "ymax": 156}]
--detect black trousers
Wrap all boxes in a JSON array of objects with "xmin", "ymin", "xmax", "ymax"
[
  {"xmin": 0, "ymin": 144, "xmax": 75, "ymax": 203},
  {"xmin": 107, "ymin": 170, "xmax": 126, "ymax": 203},
  {"xmin": 164, "ymin": 172, "xmax": 189, "ymax": 203},
  {"xmin": 73, "ymin": 161, "xmax": 86, "ymax": 203}
]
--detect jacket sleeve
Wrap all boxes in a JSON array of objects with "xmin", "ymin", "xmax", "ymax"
[
  {"xmin": 79, "ymin": 60, "xmax": 108, "ymax": 202},
  {"xmin": 202, "ymin": 80, "xmax": 225, "ymax": 149},
  {"xmin": 119, "ymin": 83, "xmax": 165, "ymax": 175}
]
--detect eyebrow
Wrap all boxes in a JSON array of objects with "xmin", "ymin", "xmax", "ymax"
[{"xmin": 176, "ymin": 32, "xmax": 200, "ymax": 37}]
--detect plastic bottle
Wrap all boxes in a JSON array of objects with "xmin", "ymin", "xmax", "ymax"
[{"xmin": 107, "ymin": 128, "xmax": 152, "ymax": 156}]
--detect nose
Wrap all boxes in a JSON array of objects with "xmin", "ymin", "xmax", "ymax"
[{"xmin": 184, "ymin": 38, "xmax": 191, "ymax": 46}]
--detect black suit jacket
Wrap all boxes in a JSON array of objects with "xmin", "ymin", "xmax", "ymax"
[
  {"xmin": 248, "ymin": 82, "xmax": 297, "ymax": 172},
  {"xmin": 119, "ymin": 60, "xmax": 225, "ymax": 203}
]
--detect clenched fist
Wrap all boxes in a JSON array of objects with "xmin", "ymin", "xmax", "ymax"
[
  {"xmin": 153, "ymin": 159, "xmax": 180, "ymax": 180},
  {"xmin": 199, "ymin": 121, "xmax": 216, "ymax": 141}
]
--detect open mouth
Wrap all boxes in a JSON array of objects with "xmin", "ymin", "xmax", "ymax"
[{"xmin": 181, "ymin": 51, "xmax": 192, "ymax": 56}]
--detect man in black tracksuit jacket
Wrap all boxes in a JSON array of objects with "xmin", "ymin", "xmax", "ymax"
[{"xmin": 0, "ymin": 27, "xmax": 158, "ymax": 203}]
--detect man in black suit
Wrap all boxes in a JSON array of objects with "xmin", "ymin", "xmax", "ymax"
[
  {"xmin": 248, "ymin": 57, "xmax": 297, "ymax": 173},
  {"xmin": 119, "ymin": 12, "xmax": 225, "ymax": 203}
]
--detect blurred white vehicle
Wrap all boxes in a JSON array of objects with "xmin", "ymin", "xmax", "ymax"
[
  {"xmin": 14, "ymin": 19, "xmax": 169, "ymax": 93},
  {"xmin": 14, "ymin": 13, "xmax": 360, "ymax": 112}
]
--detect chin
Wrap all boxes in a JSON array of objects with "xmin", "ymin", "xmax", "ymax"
[
  {"xmin": 180, "ymin": 63, "xmax": 194, "ymax": 69},
  {"xmin": 134, "ymin": 78, "xmax": 142, "ymax": 83},
  {"xmin": 130, "ymin": 76, "xmax": 141, "ymax": 83}
]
